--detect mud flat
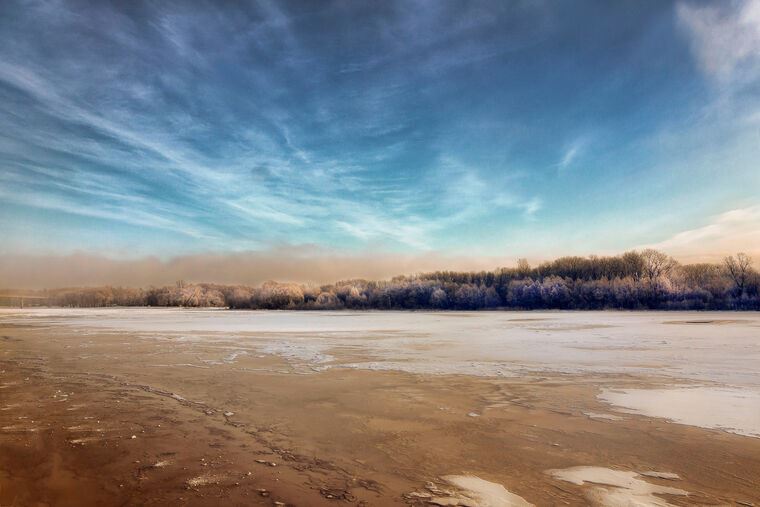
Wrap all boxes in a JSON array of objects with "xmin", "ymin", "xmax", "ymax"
[{"xmin": 1, "ymin": 309, "xmax": 760, "ymax": 506}]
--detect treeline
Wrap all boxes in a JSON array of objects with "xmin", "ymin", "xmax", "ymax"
[{"xmin": 7, "ymin": 250, "xmax": 760, "ymax": 311}]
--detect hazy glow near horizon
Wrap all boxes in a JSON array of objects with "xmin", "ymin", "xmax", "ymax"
[{"xmin": 0, "ymin": 1, "xmax": 758, "ymax": 263}]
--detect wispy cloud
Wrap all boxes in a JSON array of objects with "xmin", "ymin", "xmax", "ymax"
[
  {"xmin": 0, "ymin": 0, "xmax": 757, "ymax": 261},
  {"xmin": 677, "ymin": 0, "xmax": 760, "ymax": 85},
  {"xmin": 557, "ymin": 138, "xmax": 589, "ymax": 171},
  {"xmin": 2, "ymin": 0, "xmax": 540, "ymax": 252},
  {"xmin": 641, "ymin": 204, "xmax": 760, "ymax": 262},
  {"xmin": 424, "ymin": 156, "xmax": 542, "ymax": 226}
]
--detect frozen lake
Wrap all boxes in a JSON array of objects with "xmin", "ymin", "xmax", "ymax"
[
  {"xmin": 4, "ymin": 308, "xmax": 759, "ymax": 384},
  {"xmin": 3, "ymin": 308, "xmax": 760, "ymax": 437},
  {"xmin": 3, "ymin": 308, "xmax": 760, "ymax": 505}
]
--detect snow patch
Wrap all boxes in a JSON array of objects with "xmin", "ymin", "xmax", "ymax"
[
  {"xmin": 427, "ymin": 475, "xmax": 534, "ymax": 507},
  {"xmin": 547, "ymin": 466, "xmax": 688, "ymax": 507},
  {"xmin": 599, "ymin": 386, "xmax": 760, "ymax": 438}
]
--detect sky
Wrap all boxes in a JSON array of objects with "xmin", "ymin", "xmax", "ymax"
[{"xmin": 1, "ymin": 0, "xmax": 759, "ymax": 286}]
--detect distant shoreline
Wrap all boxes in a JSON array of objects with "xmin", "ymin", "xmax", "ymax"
[
  {"xmin": 2, "ymin": 250, "xmax": 758, "ymax": 311},
  {"xmin": 2, "ymin": 306, "xmax": 759, "ymax": 313}
]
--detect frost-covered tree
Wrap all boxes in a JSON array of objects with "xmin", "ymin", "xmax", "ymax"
[
  {"xmin": 430, "ymin": 288, "xmax": 448, "ymax": 309},
  {"xmin": 641, "ymin": 249, "xmax": 677, "ymax": 285}
]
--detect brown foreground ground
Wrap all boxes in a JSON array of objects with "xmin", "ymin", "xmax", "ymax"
[{"xmin": 1, "ymin": 318, "xmax": 759, "ymax": 506}]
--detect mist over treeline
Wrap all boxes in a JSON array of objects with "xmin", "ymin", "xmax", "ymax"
[{"xmin": 4, "ymin": 250, "xmax": 759, "ymax": 311}]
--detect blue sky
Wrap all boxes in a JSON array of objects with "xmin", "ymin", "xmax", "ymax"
[{"xmin": 1, "ymin": 0, "xmax": 759, "ymax": 266}]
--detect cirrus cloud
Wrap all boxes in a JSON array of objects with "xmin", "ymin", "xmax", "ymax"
[{"xmin": 640, "ymin": 204, "xmax": 760, "ymax": 263}]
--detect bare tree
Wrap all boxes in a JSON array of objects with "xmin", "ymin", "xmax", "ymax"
[
  {"xmin": 724, "ymin": 253, "xmax": 753, "ymax": 294},
  {"xmin": 621, "ymin": 250, "xmax": 645, "ymax": 281},
  {"xmin": 679, "ymin": 263, "xmax": 723, "ymax": 291},
  {"xmin": 640, "ymin": 249, "xmax": 677, "ymax": 285},
  {"xmin": 516, "ymin": 258, "xmax": 531, "ymax": 277}
]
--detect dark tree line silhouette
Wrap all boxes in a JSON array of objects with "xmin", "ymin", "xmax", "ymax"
[{"xmin": 7, "ymin": 250, "xmax": 759, "ymax": 310}]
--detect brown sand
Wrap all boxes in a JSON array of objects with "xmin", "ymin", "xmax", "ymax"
[{"xmin": 1, "ymin": 321, "xmax": 759, "ymax": 506}]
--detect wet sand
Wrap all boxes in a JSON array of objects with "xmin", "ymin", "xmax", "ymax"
[{"xmin": 1, "ymin": 309, "xmax": 760, "ymax": 506}]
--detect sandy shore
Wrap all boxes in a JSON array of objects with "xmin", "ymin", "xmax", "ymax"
[{"xmin": 1, "ymin": 309, "xmax": 759, "ymax": 506}]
